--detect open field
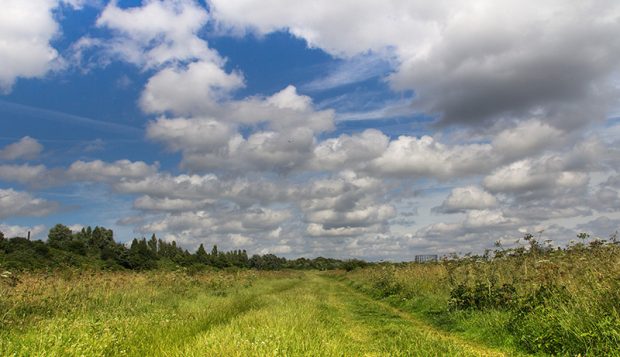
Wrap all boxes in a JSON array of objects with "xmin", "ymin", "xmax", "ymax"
[
  {"xmin": 1, "ymin": 269, "xmax": 511, "ymax": 356},
  {"xmin": 2, "ymin": 239, "xmax": 619, "ymax": 356}
]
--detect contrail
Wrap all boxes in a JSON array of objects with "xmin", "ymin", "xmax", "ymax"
[{"xmin": 0, "ymin": 100, "xmax": 143, "ymax": 136}]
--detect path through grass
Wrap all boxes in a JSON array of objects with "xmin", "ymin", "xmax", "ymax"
[{"xmin": 1, "ymin": 271, "xmax": 511, "ymax": 356}]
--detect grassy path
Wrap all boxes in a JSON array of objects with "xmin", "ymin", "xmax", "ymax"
[
  {"xmin": 1, "ymin": 271, "xmax": 511, "ymax": 356},
  {"xmin": 174, "ymin": 272, "xmax": 507, "ymax": 356}
]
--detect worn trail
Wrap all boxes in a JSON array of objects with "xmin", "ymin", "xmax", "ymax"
[{"xmin": 175, "ymin": 272, "xmax": 508, "ymax": 356}]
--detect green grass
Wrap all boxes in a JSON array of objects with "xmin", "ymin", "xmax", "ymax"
[
  {"xmin": 1, "ymin": 270, "xmax": 508, "ymax": 356},
  {"xmin": 337, "ymin": 242, "xmax": 620, "ymax": 356}
]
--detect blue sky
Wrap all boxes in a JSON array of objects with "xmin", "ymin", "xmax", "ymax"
[{"xmin": 1, "ymin": 0, "xmax": 620, "ymax": 260}]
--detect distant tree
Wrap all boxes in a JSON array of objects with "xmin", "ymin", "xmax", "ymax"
[
  {"xmin": 249, "ymin": 254, "xmax": 286, "ymax": 270},
  {"xmin": 148, "ymin": 234, "xmax": 158, "ymax": 256},
  {"xmin": 196, "ymin": 243, "xmax": 208, "ymax": 263},
  {"xmin": 90, "ymin": 226, "xmax": 115, "ymax": 250},
  {"xmin": 47, "ymin": 224, "xmax": 86, "ymax": 255},
  {"xmin": 124, "ymin": 238, "xmax": 157, "ymax": 270},
  {"xmin": 47, "ymin": 224, "xmax": 73, "ymax": 249}
]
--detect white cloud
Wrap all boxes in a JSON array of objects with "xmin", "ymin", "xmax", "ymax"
[
  {"xmin": 492, "ymin": 120, "xmax": 565, "ymax": 159},
  {"xmin": 67, "ymin": 224, "xmax": 84, "ymax": 232},
  {"xmin": 0, "ymin": 164, "xmax": 47, "ymax": 184},
  {"xmin": 464, "ymin": 209, "xmax": 514, "ymax": 229},
  {"xmin": 0, "ymin": 0, "xmax": 64, "ymax": 92},
  {"xmin": 114, "ymin": 172, "xmax": 292, "ymax": 207},
  {"xmin": 208, "ymin": 0, "xmax": 436, "ymax": 57},
  {"xmin": 311, "ymin": 129, "xmax": 389, "ymax": 171},
  {"xmin": 133, "ymin": 195, "xmax": 214, "ymax": 212},
  {"xmin": 210, "ymin": 0, "xmax": 620, "ymax": 129},
  {"xmin": 0, "ymin": 188, "xmax": 58, "ymax": 219},
  {"xmin": 370, "ymin": 135, "xmax": 495, "ymax": 179},
  {"xmin": 306, "ymin": 223, "xmax": 375, "ymax": 238},
  {"xmin": 0, "ymin": 223, "xmax": 47, "ymax": 239},
  {"xmin": 145, "ymin": 85, "xmax": 335, "ymax": 173},
  {"xmin": 434, "ymin": 186, "xmax": 497, "ymax": 213},
  {"xmin": 0, "ymin": 137, "xmax": 44, "ymax": 161},
  {"xmin": 4, "ymin": 0, "xmax": 619, "ymax": 258},
  {"xmin": 299, "ymin": 172, "xmax": 395, "ymax": 237},
  {"xmin": 146, "ymin": 117, "xmax": 236, "ymax": 152},
  {"xmin": 483, "ymin": 158, "xmax": 588, "ymax": 194},
  {"xmin": 140, "ymin": 61, "xmax": 244, "ymax": 115},
  {"xmin": 68, "ymin": 160, "xmax": 159, "ymax": 182},
  {"xmin": 136, "ymin": 207, "xmax": 291, "ymax": 248},
  {"xmin": 93, "ymin": 0, "xmax": 217, "ymax": 68}
]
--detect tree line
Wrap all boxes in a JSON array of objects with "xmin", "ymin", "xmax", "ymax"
[{"xmin": 0, "ymin": 224, "xmax": 369, "ymax": 271}]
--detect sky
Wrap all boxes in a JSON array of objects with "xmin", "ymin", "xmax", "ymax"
[{"xmin": 1, "ymin": 0, "xmax": 620, "ymax": 260}]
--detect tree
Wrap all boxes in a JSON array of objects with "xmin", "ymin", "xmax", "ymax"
[
  {"xmin": 48, "ymin": 224, "xmax": 73, "ymax": 249},
  {"xmin": 90, "ymin": 226, "xmax": 115, "ymax": 250},
  {"xmin": 47, "ymin": 224, "xmax": 86, "ymax": 254},
  {"xmin": 196, "ymin": 243, "xmax": 208, "ymax": 263},
  {"xmin": 124, "ymin": 238, "xmax": 157, "ymax": 270},
  {"xmin": 148, "ymin": 234, "xmax": 158, "ymax": 256}
]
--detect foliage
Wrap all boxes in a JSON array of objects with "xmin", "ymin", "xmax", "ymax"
[
  {"xmin": 342, "ymin": 232, "xmax": 620, "ymax": 356},
  {"xmin": 0, "ymin": 224, "xmax": 370, "ymax": 273}
]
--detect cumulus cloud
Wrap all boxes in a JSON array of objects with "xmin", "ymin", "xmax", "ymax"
[
  {"xmin": 0, "ymin": 137, "xmax": 43, "ymax": 161},
  {"xmin": 134, "ymin": 206, "xmax": 291, "ymax": 251},
  {"xmin": 145, "ymin": 85, "xmax": 335, "ymax": 173},
  {"xmin": 483, "ymin": 157, "xmax": 589, "ymax": 194},
  {"xmin": 0, "ymin": 0, "xmax": 65, "ymax": 92},
  {"xmin": 299, "ymin": 172, "xmax": 395, "ymax": 237},
  {"xmin": 434, "ymin": 186, "xmax": 497, "ymax": 213},
  {"xmin": 91, "ymin": 0, "xmax": 217, "ymax": 68},
  {"xmin": 210, "ymin": 0, "xmax": 620, "ymax": 129},
  {"xmin": 67, "ymin": 160, "xmax": 159, "ymax": 182},
  {"xmin": 0, "ymin": 164, "xmax": 47, "ymax": 184},
  {"xmin": 5, "ymin": 1, "xmax": 619, "ymax": 258},
  {"xmin": 310, "ymin": 129, "xmax": 389, "ymax": 171},
  {"xmin": 140, "ymin": 60, "xmax": 244, "ymax": 115},
  {"xmin": 492, "ymin": 120, "xmax": 566, "ymax": 160},
  {"xmin": 0, "ymin": 188, "xmax": 59, "ymax": 219},
  {"xmin": 114, "ymin": 172, "xmax": 292, "ymax": 207},
  {"xmin": 146, "ymin": 117, "xmax": 236, "ymax": 153},
  {"xmin": 369, "ymin": 135, "xmax": 496, "ymax": 179},
  {"xmin": 133, "ymin": 196, "xmax": 214, "ymax": 212}
]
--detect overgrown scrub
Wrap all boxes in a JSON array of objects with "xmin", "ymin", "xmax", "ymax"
[{"xmin": 342, "ymin": 233, "xmax": 620, "ymax": 356}]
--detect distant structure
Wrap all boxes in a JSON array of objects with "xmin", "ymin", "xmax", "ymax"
[{"xmin": 415, "ymin": 254, "xmax": 438, "ymax": 263}]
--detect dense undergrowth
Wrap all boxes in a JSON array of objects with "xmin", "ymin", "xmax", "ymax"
[{"xmin": 340, "ymin": 233, "xmax": 620, "ymax": 356}]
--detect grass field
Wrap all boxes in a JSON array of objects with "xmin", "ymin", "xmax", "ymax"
[
  {"xmin": 1, "ymin": 269, "xmax": 511, "ymax": 356},
  {"xmin": 2, "ymin": 237, "xmax": 619, "ymax": 356}
]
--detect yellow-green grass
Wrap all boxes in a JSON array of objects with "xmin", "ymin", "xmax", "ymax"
[
  {"xmin": 338, "ymin": 244, "xmax": 620, "ymax": 356},
  {"xmin": 1, "ymin": 270, "xmax": 508, "ymax": 356}
]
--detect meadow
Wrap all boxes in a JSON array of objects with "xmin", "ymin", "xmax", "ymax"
[
  {"xmin": 1, "ymin": 269, "xmax": 505, "ymax": 356},
  {"xmin": 339, "ymin": 234, "xmax": 620, "ymax": 356},
  {"xmin": 1, "ymin": 233, "xmax": 619, "ymax": 356}
]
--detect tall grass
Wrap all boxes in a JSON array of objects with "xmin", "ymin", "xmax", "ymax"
[
  {"xmin": 0, "ymin": 269, "xmax": 266, "ymax": 355},
  {"xmin": 1, "ymin": 269, "xmax": 505, "ymax": 356},
  {"xmin": 341, "ymin": 237, "xmax": 620, "ymax": 355}
]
